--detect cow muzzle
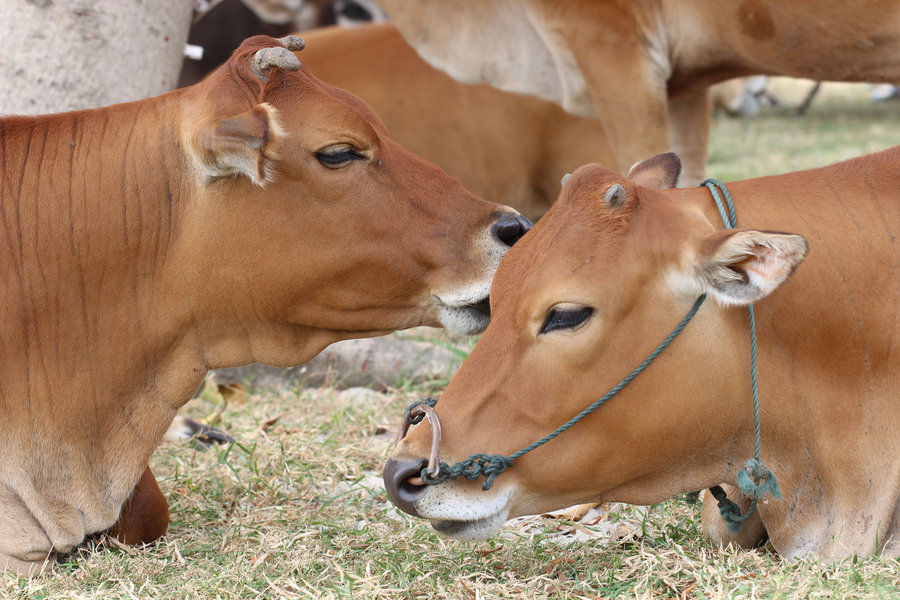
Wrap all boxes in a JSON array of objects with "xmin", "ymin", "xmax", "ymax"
[
  {"xmin": 384, "ymin": 401, "xmax": 442, "ymax": 516},
  {"xmin": 383, "ymin": 401, "xmax": 513, "ymax": 540},
  {"xmin": 383, "ymin": 456, "xmax": 512, "ymax": 540},
  {"xmin": 383, "ymin": 457, "xmax": 429, "ymax": 517}
]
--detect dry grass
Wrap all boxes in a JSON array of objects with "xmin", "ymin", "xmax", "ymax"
[
  {"xmin": 2, "ymin": 80, "xmax": 899, "ymax": 598},
  {"xmin": 3, "ymin": 384, "xmax": 897, "ymax": 599}
]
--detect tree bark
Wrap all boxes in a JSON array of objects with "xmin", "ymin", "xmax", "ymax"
[{"xmin": 0, "ymin": 0, "xmax": 194, "ymax": 115}]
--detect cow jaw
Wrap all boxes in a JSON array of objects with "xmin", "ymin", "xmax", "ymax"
[
  {"xmin": 432, "ymin": 225, "xmax": 512, "ymax": 335},
  {"xmin": 434, "ymin": 286, "xmax": 492, "ymax": 335}
]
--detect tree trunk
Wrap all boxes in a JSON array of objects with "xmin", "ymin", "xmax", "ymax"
[{"xmin": 0, "ymin": 0, "xmax": 194, "ymax": 115}]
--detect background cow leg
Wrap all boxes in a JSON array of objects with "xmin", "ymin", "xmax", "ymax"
[
  {"xmin": 164, "ymin": 414, "xmax": 234, "ymax": 446},
  {"xmin": 581, "ymin": 82, "xmax": 671, "ymax": 178},
  {"xmin": 105, "ymin": 466, "xmax": 170, "ymax": 546},
  {"xmin": 700, "ymin": 484, "xmax": 768, "ymax": 549},
  {"xmin": 564, "ymin": 14, "xmax": 671, "ymax": 177},
  {"xmin": 668, "ymin": 85, "xmax": 712, "ymax": 187}
]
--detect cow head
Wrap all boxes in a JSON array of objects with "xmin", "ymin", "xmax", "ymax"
[
  {"xmin": 384, "ymin": 153, "xmax": 807, "ymax": 540},
  {"xmin": 177, "ymin": 35, "xmax": 530, "ymax": 367}
]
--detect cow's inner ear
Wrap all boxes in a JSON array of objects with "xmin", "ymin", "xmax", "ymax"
[
  {"xmin": 192, "ymin": 103, "xmax": 285, "ymax": 187},
  {"xmin": 692, "ymin": 229, "xmax": 809, "ymax": 305},
  {"xmin": 627, "ymin": 152, "xmax": 682, "ymax": 189}
]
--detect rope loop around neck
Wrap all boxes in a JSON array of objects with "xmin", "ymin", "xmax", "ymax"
[{"xmin": 700, "ymin": 178, "xmax": 781, "ymax": 532}]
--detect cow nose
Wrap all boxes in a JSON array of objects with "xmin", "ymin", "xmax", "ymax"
[
  {"xmin": 492, "ymin": 214, "xmax": 533, "ymax": 247},
  {"xmin": 383, "ymin": 458, "xmax": 429, "ymax": 516}
]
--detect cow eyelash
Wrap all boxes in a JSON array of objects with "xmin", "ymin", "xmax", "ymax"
[
  {"xmin": 540, "ymin": 306, "xmax": 594, "ymax": 334},
  {"xmin": 316, "ymin": 147, "xmax": 367, "ymax": 168}
]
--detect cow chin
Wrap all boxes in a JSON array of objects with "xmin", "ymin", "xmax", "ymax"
[
  {"xmin": 434, "ymin": 282, "xmax": 491, "ymax": 335},
  {"xmin": 414, "ymin": 484, "xmax": 512, "ymax": 541},
  {"xmin": 434, "ymin": 289, "xmax": 492, "ymax": 335},
  {"xmin": 429, "ymin": 511, "xmax": 508, "ymax": 541}
]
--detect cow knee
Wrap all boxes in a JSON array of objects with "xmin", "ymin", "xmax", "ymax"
[
  {"xmin": 0, "ymin": 494, "xmax": 58, "ymax": 576},
  {"xmin": 700, "ymin": 484, "xmax": 768, "ymax": 549},
  {"xmin": 105, "ymin": 467, "xmax": 169, "ymax": 546}
]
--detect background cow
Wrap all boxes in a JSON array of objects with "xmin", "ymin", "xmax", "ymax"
[
  {"xmin": 385, "ymin": 149, "xmax": 899, "ymax": 559},
  {"xmin": 0, "ymin": 35, "xmax": 529, "ymax": 576},
  {"xmin": 379, "ymin": 0, "xmax": 900, "ymax": 185}
]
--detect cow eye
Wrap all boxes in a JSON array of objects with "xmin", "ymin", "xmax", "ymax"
[
  {"xmin": 316, "ymin": 146, "xmax": 366, "ymax": 169},
  {"xmin": 540, "ymin": 306, "xmax": 594, "ymax": 334}
]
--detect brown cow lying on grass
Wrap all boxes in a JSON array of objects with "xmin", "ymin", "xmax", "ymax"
[
  {"xmin": 385, "ymin": 148, "xmax": 899, "ymax": 559},
  {"xmin": 0, "ymin": 35, "xmax": 530, "ymax": 576}
]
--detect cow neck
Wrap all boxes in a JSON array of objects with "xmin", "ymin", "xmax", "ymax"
[{"xmin": 397, "ymin": 179, "xmax": 782, "ymax": 534}]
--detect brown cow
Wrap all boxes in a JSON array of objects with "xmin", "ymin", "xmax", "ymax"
[
  {"xmin": 0, "ymin": 35, "xmax": 530, "ymax": 576},
  {"xmin": 385, "ymin": 149, "xmax": 900, "ymax": 559},
  {"xmin": 379, "ymin": 0, "xmax": 900, "ymax": 185}
]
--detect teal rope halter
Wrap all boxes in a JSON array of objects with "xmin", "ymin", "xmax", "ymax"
[
  {"xmin": 403, "ymin": 179, "xmax": 780, "ymax": 532},
  {"xmin": 700, "ymin": 179, "xmax": 781, "ymax": 532}
]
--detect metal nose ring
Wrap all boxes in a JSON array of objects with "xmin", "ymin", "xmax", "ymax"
[{"xmin": 396, "ymin": 401, "xmax": 442, "ymax": 485}]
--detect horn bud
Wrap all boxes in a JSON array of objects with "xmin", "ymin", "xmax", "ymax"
[
  {"xmin": 277, "ymin": 35, "xmax": 306, "ymax": 51},
  {"xmin": 604, "ymin": 183, "xmax": 627, "ymax": 207},
  {"xmin": 251, "ymin": 41, "xmax": 303, "ymax": 80}
]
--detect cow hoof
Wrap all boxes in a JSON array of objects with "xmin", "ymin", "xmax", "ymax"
[
  {"xmin": 164, "ymin": 415, "xmax": 234, "ymax": 447},
  {"xmin": 0, "ymin": 550, "xmax": 57, "ymax": 577},
  {"xmin": 188, "ymin": 420, "xmax": 234, "ymax": 447}
]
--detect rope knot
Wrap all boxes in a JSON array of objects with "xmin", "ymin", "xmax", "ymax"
[
  {"xmin": 709, "ymin": 485, "xmax": 757, "ymax": 534},
  {"xmin": 736, "ymin": 457, "xmax": 782, "ymax": 500}
]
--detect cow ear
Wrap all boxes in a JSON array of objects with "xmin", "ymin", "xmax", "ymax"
[
  {"xmin": 193, "ymin": 103, "xmax": 285, "ymax": 187},
  {"xmin": 692, "ymin": 230, "xmax": 809, "ymax": 305},
  {"xmin": 628, "ymin": 152, "xmax": 681, "ymax": 189}
]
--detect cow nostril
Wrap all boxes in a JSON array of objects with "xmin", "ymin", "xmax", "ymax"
[
  {"xmin": 383, "ymin": 458, "xmax": 429, "ymax": 516},
  {"xmin": 492, "ymin": 214, "xmax": 533, "ymax": 247}
]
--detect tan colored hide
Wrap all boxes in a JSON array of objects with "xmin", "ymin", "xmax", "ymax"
[{"xmin": 298, "ymin": 23, "xmax": 615, "ymax": 220}]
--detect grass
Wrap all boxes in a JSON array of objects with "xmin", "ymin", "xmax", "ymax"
[
  {"xmin": 707, "ymin": 78, "xmax": 899, "ymax": 181},
  {"xmin": 3, "ymin": 79, "xmax": 899, "ymax": 598}
]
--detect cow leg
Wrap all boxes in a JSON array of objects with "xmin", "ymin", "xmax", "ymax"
[
  {"xmin": 667, "ymin": 85, "xmax": 712, "ymax": 187},
  {"xmin": 562, "ymin": 7, "xmax": 671, "ymax": 176},
  {"xmin": 579, "ymin": 78, "xmax": 671, "ymax": 177},
  {"xmin": 700, "ymin": 484, "xmax": 768, "ymax": 549},
  {"xmin": 0, "ymin": 549, "xmax": 56, "ymax": 578},
  {"xmin": 104, "ymin": 466, "xmax": 169, "ymax": 546}
]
